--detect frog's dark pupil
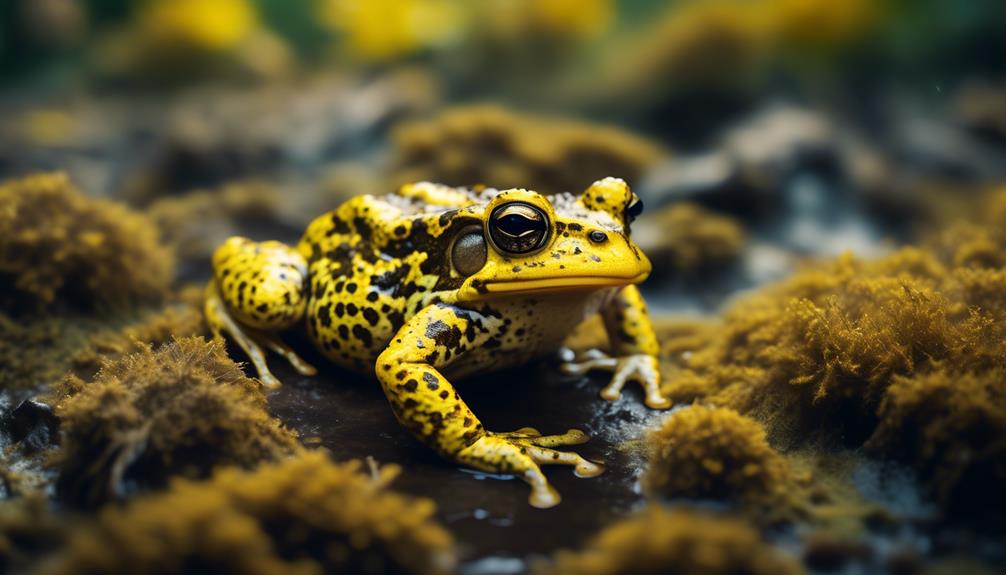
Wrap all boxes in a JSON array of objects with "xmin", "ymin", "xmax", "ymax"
[
  {"xmin": 499, "ymin": 214, "xmax": 545, "ymax": 236},
  {"xmin": 489, "ymin": 202, "xmax": 550, "ymax": 254}
]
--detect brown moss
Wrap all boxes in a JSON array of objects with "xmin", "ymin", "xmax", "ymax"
[
  {"xmin": 0, "ymin": 494, "xmax": 65, "ymax": 573},
  {"xmin": 391, "ymin": 104, "xmax": 664, "ymax": 194},
  {"xmin": 46, "ymin": 451, "xmax": 456, "ymax": 575},
  {"xmin": 1, "ymin": 288, "xmax": 204, "ymax": 394},
  {"xmin": 866, "ymin": 368, "xmax": 1006, "ymax": 517},
  {"xmin": 0, "ymin": 172, "xmax": 173, "ymax": 313},
  {"xmin": 634, "ymin": 202, "xmax": 745, "ymax": 276},
  {"xmin": 653, "ymin": 233, "xmax": 1006, "ymax": 516},
  {"xmin": 642, "ymin": 406, "xmax": 797, "ymax": 520},
  {"xmin": 54, "ymin": 337, "xmax": 300, "ymax": 507},
  {"xmin": 537, "ymin": 505, "xmax": 803, "ymax": 575}
]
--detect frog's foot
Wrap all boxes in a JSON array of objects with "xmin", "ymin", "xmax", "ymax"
[
  {"xmin": 205, "ymin": 284, "xmax": 316, "ymax": 389},
  {"xmin": 457, "ymin": 428, "xmax": 604, "ymax": 509},
  {"xmin": 560, "ymin": 348, "xmax": 671, "ymax": 410}
]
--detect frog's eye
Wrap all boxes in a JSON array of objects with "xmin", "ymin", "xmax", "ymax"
[
  {"xmin": 451, "ymin": 226, "xmax": 488, "ymax": 276},
  {"xmin": 488, "ymin": 202, "xmax": 550, "ymax": 254},
  {"xmin": 625, "ymin": 197, "xmax": 644, "ymax": 223}
]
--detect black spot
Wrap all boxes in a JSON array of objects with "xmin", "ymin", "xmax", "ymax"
[
  {"xmin": 335, "ymin": 302, "xmax": 345, "ymax": 318},
  {"xmin": 439, "ymin": 390, "xmax": 449, "ymax": 399},
  {"xmin": 396, "ymin": 370, "xmax": 407, "ymax": 380},
  {"xmin": 318, "ymin": 303, "xmax": 332, "ymax": 327},
  {"xmin": 352, "ymin": 324, "xmax": 373, "ymax": 348},
  {"xmin": 346, "ymin": 282, "xmax": 358, "ymax": 294},
  {"xmin": 372, "ymin": 267, "xmax": 409, "ymax": 290},
  {"xmin": 394, "ymin": 224, "xmax": 407, "ymax": 236},
  {"xmin": 403, "ymin": 379, "xmax": 418, "ymax": 392},
  {"xmin": 347, "ymin": 303, "xmax": 358, "ymax": 316},
  {"xmin": 567, "ymin": 223, "xmax": 583, "ymax": 232},
  {"xmin": 366, "ymin": 291, "xmax": 379, "ymax": 302},
  {"xmin": 363, "ymin": 307, "xmax": 380, "ymax": 326},
  {"xmin": 338, "ymin": 325, "xmax": 349, "ymax": 340}
]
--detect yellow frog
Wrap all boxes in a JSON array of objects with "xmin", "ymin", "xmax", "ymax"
[{"xmin": 205, "ymin": 177, "xmax": 670, "ymax": 507}]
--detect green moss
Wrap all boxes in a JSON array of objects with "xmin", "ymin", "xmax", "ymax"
[
  {"xmin": 54, "ymin": 337, "xmax": 300, "ymax": 507},
  {"xmin": 391, "ymin": 104, "xmax": 664, "ymax": 195},
  {"xmin": 46, "ymin": 452, "xmax": 456, "ymax": 575},
  {"xmin": 537, "ymin": 505, "xmax": 803, "ymax": 575},
  {"xmin": 642, "ymin": 406, "xmax": 797, "ymax": 521},
  {"xmin": 0, "ymin": 172, "xmax": 173, "ymax": 313}
]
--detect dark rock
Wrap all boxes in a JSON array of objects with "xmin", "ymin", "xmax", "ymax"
[{"xmin": 3, "ymin": 398, "xmax": 59, "ymax": 454}]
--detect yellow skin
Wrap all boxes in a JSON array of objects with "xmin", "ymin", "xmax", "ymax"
[{"xmin": 205, "ymin": 177, "xmax": 670, "ymax": 508}]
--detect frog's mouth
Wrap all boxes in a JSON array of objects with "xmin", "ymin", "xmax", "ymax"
[{"xmin": 482, "ymin": 272, "xmax": 649, "ymax": 295}]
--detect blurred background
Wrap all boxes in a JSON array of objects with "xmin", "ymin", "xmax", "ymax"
[{"xmin": 0, "ymin": 0, "xmax": 1004, "ymax": 305}]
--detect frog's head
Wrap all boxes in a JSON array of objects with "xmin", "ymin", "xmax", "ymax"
[{"xmin": 451, "ymin": 177, "xmax": 651, "ymax": 301}]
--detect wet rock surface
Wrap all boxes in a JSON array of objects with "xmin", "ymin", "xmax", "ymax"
[{"xmin": 264, "ymin": 347, "xmax": 659, "ymax": 570}]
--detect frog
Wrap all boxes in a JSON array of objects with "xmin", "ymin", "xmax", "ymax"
[{"xmin": 204, "ymin": 176, "xmax": 670, "ymax": 508}]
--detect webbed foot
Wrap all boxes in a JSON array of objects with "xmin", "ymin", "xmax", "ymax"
[
  {"xmin": 205, "ymin": 283, "xmax": 316, "ymax": 388},
  {"xmin": 561, "ymin": 348, "xmax": 671, "ymax": 409},
  {"xmin": 458, "ymin": 427, "xmax": 604, "ymax": 509}
]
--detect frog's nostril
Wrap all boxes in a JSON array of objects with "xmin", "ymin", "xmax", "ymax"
[{"xmin": 588, "ymin": 230, "xmax": 608, "ymax": 243}]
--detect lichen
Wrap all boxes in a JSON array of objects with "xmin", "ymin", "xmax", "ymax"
[
  {"xmin": 391, "ymin": 104, "xmax": 663, "ymax": 195},
  {"xmin": 537, "ymin": 505, "xmax": 803, "ymax": 575},
  {"xmin": 45, "ymin": 451, "xmax": 457, "ymax": 575},
  {"xmin": 642, "ymin": 406, "xmax": 797, "ymax": 521},
  {"xmin": 54, "ymin": 337, "xmax": 300, "ymax": 507},
  {"xmin": 0, "ymin": 172, "xmax": 174, "ymax": 313}
]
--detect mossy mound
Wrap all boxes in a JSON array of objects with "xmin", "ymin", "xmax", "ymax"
[
  {"xmin": 642, "ymin": 406, "xmax": 796, "ymax": 519},
  {"xmin": 634, "ymin": 202, "xmax": 745, "ymax": 277},
  {"xmin": 0, "ymin": 288, "xmax": 204, "ymax": 394},
  {"xmin": 656, "ymin": 232, "xmax": 1006, "ymax": 516},
  {"xmin": 46, "ymin": 452, "xmax": 456, "ymax": 575},
  {"xmin": 54, "ymin": 337, "xmax": 300, "ymax": 507},
  {"xmin": 866, "ymin": 368, "xmax": 1006, "ymax": 517},
  {"xmin": 0, "ymin": 172, "xmax": 173, "ymax": 313},
  {"xmin": 0, "ymin": 495, "xmax": 64, "ymax": 574},
  {"xmin": 538, "ymin": 505, "xmax": 803, "ymax": 575},
  {"xmin": 391, "ymin": 104, "xmax": 663, "ymax": 194}
]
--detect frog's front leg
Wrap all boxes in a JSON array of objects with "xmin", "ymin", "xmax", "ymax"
[
  {"xmin": 563, "ymin": 285, "xmax": 671, "ymax": 409},
  {"xmin": 205, "ymin": 237, "xmax": 316, "ymax": 388},
  {"xmin": 376, "ymin": 303, "xmax": 603, "ymax": 509}
]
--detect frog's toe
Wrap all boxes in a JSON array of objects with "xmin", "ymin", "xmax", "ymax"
[
  {"xmin": 525, "ymin": 444, "xmax": 605, "ymax": 478},
  {"xmin": 524, "ymin": 469, "xmax": 562, "ymax": 509}
]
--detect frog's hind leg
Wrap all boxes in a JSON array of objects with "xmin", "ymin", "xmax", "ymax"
[
  {"xmin": 206, "ymin": 237, "xmax": 316, "ymax": 388},
  {"xmin": 376, "ymin": 303, "xmax": 604, "ymax": 509}
]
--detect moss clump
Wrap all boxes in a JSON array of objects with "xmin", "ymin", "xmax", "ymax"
[
  {"xmin": 656, "ymin": 236, "xmax": 1006, "ymax": 516},
  {"xmin": 642, "ymin": 406, "xmax": 795, "ymax": 519},
  {"xmin": 47, "ymin": 452, "xmax": 456, "ymax": 575},
  {"xmin": 55, "ymin": 337, "xmax": 300, "ymax": 507},
  {"xmin": 866, "ymin": 368, "xmax": 1006, "ymax": 516},
  {"xmin": 0, "ymin": 495, "xmax": 65, "ymax": 574},
  {"xmin": 0, "ymin": 288, "xmax": 204, "ymax": 394},
  {"xmin": 538, "ymin": 505, "xmax": 803, "ymax": 575},
  {"xmin": 0, "ymin": 172, "xmax": 174, "ymax": 313},
  {"xmin": 391, "ymin": 104, "xmax": 663, "ymax": 194},
  {"xmin": 634, "ymin": 203, "xmax": 745, "ymax": 277}
]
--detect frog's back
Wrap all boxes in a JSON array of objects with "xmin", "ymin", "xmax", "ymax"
[{"xmin": 296, "ymin": 184, "xmax": 487, "ymax": 372}]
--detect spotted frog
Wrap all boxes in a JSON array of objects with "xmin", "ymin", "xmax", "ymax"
[{"xmin": 205, "ymin": 177, "xmax": 670, "ymax": 507}]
